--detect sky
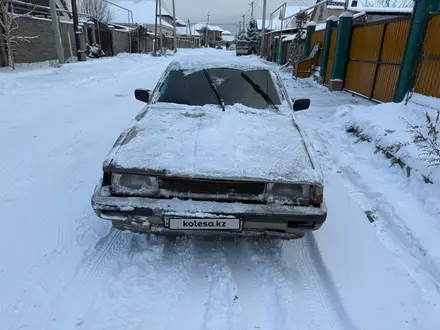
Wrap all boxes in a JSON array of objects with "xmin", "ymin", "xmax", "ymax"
[{"xmin": 162, "ymin": 0, "xmax": 316, "ymax": 33}]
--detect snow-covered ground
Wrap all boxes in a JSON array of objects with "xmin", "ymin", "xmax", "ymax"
[{"xmin": 1, "ymin": 48, "xmax": 439, "ymax": 330}]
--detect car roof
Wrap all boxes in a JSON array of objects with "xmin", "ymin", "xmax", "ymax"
[{"xmin": 168, "ymin": 55, "xmax": 275, "ymax": 73}]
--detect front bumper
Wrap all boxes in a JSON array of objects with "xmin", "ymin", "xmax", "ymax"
[{"xmin": 91, "ymin": 183, "xmax": 327, "ymax": 239}]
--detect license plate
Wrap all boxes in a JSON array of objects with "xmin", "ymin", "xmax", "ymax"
[{"xmin": 167, "ymin": 217, "xmax": 241, "ymax": 230}]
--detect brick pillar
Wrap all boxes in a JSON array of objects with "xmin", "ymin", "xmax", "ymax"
[
  {"xmin": 90, "ymin": 23, "xmax": 97, "ymax": 44},
  {"xmin": 78, "ymin": 24, "xmax": 87, "ymax": 61},
  {"xmin": 109, "ymin": 25, "xmax": 115, "ymax": 56},
  {"xmin": 83, "ymin": 22, "xmax": 89, "ymax": 45}
]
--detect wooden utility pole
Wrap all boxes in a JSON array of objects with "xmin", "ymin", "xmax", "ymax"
[
  {"xmin": 250, "ymin": 1, "xmax": 254, "ymax": 19},
  {"xmin": 70, "ymin": 0, "xmax": 84, "ymax": 61},
  {"xmin": 49, "ymin": 0, "xmax": 64, "ymax": 64},
  {"xmin": 158, "ymin": 0, "xmax": 163, "ymax": 53},
  {"xmin": 260, "ymin": 0, "xmax": 267, "ymax": 56},
  {"xmin": 204, "ymin": 12, "xmax": 210, "ymax": 46},
  {"xmin": 154, "ymin": 0, "xmax": 158, "ymax": 54},
  {"xmin": 172, "ymin": 0, "xmax": 177, "ymax": 51},
  {"xmin": 187, "ymin": 18, "xmax": 193, "ymax": 48}
]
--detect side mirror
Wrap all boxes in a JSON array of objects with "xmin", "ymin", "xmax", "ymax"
[
  {"xmin": 134, "ymin": 89, "xmax": 150, "ymax": 103},
  {"xmin": 292, "ymin": 98, "xmax": 310, "ymax": 111}
]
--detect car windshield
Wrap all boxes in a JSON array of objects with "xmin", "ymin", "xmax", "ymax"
[{"xmin": 155, "ymin": 68, "xmax": 282, "ymax": 109}]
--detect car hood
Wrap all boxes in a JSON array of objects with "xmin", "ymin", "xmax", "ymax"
[{"xmin": 106, "ymin": 104, "xmax": 323, "ymax": 184}]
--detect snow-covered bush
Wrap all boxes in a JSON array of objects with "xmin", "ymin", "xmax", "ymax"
[{"xmin": 405, "ymin": 111, "xmax": 440, "ymax": 168}]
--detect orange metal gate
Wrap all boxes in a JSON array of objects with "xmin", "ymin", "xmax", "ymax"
[
  {"xmin": 325, "ymin": 28, "xmax": 338, "ymax": 85},
  {"xmin": 344, "ymin": 17, "xmax": 410, "ymax": 102},
  {"xmin": 414, "ymin": 14, "xmax": 440, "ymax": 98},
  {"xmin": 310, "ymin": 29, "xmax": 326, "ymax": 66}
]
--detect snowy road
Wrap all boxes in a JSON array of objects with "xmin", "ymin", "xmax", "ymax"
[{"xmin": 1, "ymin": 49, "xmax": 438, "ymax": 330}]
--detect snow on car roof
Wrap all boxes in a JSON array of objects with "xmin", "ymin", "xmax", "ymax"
[{"xmin": 168, "ymin": 55, "xmax": 276, "ymax": 74}]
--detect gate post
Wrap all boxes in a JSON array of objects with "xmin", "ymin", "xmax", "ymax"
[
  {"xmin": 304, "ymin": 21, "xmax": 317, "ymax": 57},
  {"xmin": 329, "ymin": 12, "xmax": 353, "ymax": 91},
  {"xmin": 90, "ymin": 23, "xmax": 97, "ymax": 44},
  {"xmin": 394, "ymin": 0, "xmax": 440, "ymax": 102},
  {"xmin": 78, "ymin": 24, "xmax": 87, "ymax": 61},
  {"xmin": 319, "ymin": 16, "xmax": 338, "ymax": 84},
  {"xmin": 109, "ymin": 25, "xmax": 116, "ymax": 56}
]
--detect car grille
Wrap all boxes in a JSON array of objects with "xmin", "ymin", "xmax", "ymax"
[{"xmin": 158, "ymin": 177, "xmax": 266, "ymax": 197}]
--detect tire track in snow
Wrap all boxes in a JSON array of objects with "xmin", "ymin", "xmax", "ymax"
[
  {"xmin": 311, "ymin": 124, "xmax": 440, "ymax": 298},
  {"xmin": 340, "ymin": 164, "xmax": 440, "ymax": 298},
  {"xmin": 223, "ymin": 238, "xmax": 291, "ymax": 330},
  {"xmin": 78, "ymin": 235, "xmax": 197, "ymax": 330},
  {"xmin": 45, "ymin": 228, "xmax": 134, "ymax": 329},
  {"xmin": 190, "ymin": 238, "xmax": 242, "ymax": 330},
  {"xmin": 246, "ymin": 236, "xmax": 355, "ymax": 330}
]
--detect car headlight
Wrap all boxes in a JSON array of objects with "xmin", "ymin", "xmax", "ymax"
[
  {"xmin": 111, "ymin": 173, "xmax": 158, "ymax": 196},
  {"xmin": 266, "ymin": 183, "xmax": 311, "ymax": 205}
]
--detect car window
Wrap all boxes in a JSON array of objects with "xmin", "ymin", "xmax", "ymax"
[{"xmin": 155, "ymin": 68, "xmax": 282, "ymax": 110}]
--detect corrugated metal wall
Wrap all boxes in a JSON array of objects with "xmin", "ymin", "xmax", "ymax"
[
  {"xmin": 325, "ymin": 28, "xmax": 338, "ymax": 85},
  {"xmin": 414, "ymin": 14, "xmax": 440, "ymax": 98},
  {"xmin": 344, "ymin": 18, "xmax": 410, "ymax": 102}
]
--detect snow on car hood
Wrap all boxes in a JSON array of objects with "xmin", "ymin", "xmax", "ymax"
[{"xmin": 107, "ymin": 103, "xmax": 323, "ymax": 184}]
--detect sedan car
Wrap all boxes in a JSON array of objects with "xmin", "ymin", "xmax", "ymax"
[{"xmin": 91, "ymin": 55, "xmax": 327, "ymax": 239}]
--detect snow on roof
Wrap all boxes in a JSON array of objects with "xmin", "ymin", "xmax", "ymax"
[
  {"xmin": 176, "ymin": 19, "xmax": 186, "ymax": 26},
  {"xmin": 282, "ymin": 33, "xmax": 306, "ymax": 42},
  {"xmin": 175, "ymin": 26, "xmax": 201, "ymax": 37},
  {"xmin": 168, "ymin": 55, "xmax": 274, "ymax": 74},
  {"xmin": 222, "ymin": 30, "xmax": 232, "ymax": 35},
  {"xmin": 110, "ymin": 0, "xmax": 173, "ymax": 28},
  {"xmin": 327, "ymin": 5, "xmax": 413, "ymax": 14},
  {"xmin": 194, "ymin": 23, "xmax": 224, "ymax": 32},
  {"xmin": 316, "ymin": 22, "xmax": 327, "ymax": 31}
]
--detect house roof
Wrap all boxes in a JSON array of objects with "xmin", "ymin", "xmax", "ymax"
[
  {"xmin": 175, "ymin": 26, "xmax": 201, "ymax": 36},
  {"xmin": 110, "ymin": 0, "xmax": 174, "ymax": 27},
  {"xmin": 222, "ymin": 30, "xmax": 232, "ymax": 35},
  {"xmin": 175, "ymin": 19, "xmax": 187, "ymax": 26},
  {"xmin": 194, "ymin": 23, "xmax": 224, "ymax": 32}
]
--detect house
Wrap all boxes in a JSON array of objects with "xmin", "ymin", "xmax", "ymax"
[
  {"xmin": 176, "ymin": 26, "xmax": 201, "ymax": 37},
  {"xmin": 194, "ymin": 23, "xmax": 224, "ymax": 45},
  {"xmin": 175, "ymin": 19, "xmax": 187, "ymax": 27},
  {"xmin": 12, "ymin": 0, "xmax": 71, "ymax": 21},
  {"xmin": 309, "ymin": 0, "xmax": 413, "ymax": 24},
  {"xmin": 175, "ymin": 26, "xmax": 201, "ymax": 47},
  {"xmin": 221, "ymin": 30, "xmax": 235, "ymax": 43},
  {"xmin": 110, "ymin": 0, "xmax": 176, "ymax": 36}
]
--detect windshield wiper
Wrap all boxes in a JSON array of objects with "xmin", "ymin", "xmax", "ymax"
[
  {"xmin": 240, "ymin": 72, "xmax": 278, "ymax": 110},
  {"xmin": 203, "ymin": 69, "xmax": 225, "ymax": 111}
]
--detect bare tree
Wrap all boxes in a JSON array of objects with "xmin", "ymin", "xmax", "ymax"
[
  {"xmin": 281, "ymin": 10, "xmax": 308, "ymax": 69},
  {"xmin": 79, "ymin": 0, "xmax": 113, "ymax": 23},
  {"xmin": 0, "ymin": 0, "xmax": 38, "ymax": 69},
  {"xmin": 361, "ymin": 0, "xmax": 414, "ymax": 8}
]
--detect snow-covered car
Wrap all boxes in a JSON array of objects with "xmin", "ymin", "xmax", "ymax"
[
  {"xmin": 91, "ymin": 55, "xmax": 327, "ymax": 239},
  {"xmin": 236, "ymin": 40, "xmax": 251, "ymax": 56}
]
